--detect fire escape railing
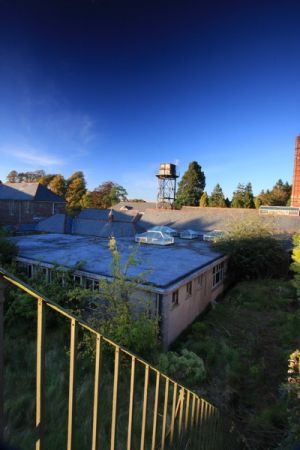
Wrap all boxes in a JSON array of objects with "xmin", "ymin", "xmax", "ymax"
[{"xmin": 0, "ymin": 267, "xmax": 240, "ymax": 450}]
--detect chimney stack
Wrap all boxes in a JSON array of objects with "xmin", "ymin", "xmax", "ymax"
[{"xmin": 291, "ymin": 136, "xmax": 300, "ymax": 207}]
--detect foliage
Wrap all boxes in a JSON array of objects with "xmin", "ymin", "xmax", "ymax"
[
  {"xmin": 84, "ymin": 237, "xmax": 159, "ymax": 359},
  {"xmin": 79, "ymin": 191, "xmax": 94, "ymax": 208},
  {"xmin": 290, "ymin": 230, "xmax": 300, "ymax": 298},
  {"xmin": 277, "ymin": 350, "xmax": 300, "ymax": 449},
  {"xmin": 66, "ymin": 171, "xmax": 87, "ymax": 213},
  {"xmin": 158, "ymin": 349, "xmax": 206, "ymax": 385},
  {"xmin": 199, "ymin": 191, "xmax": 209, "ymax": 207},
  {"xmin": 231, "ymin": 182, "xmax": 254, "ymax": 208},
  {"xmin": 257, "ymin": 179, "xmax": 291, "ymax": 206},
  {"xmin": 176, "ymin": 161, "xmax": 205, "ymax": 207},
  {"xmin": 0, "ymin": 236, "xmax": 17, "ymax": 265},
  {"xmin": 6, "ymin": 169, "xmax": 46, "ymax": 183},
  {"xmin": 213, "ymin": 218, "xmax": 289, "ymax": 281},
  {"xmin": 209, "ymin": 183, "xmax": 226, "ymax": 207},
  {"xmin": 48, "ymin": 174, "xmax": 67, "ymax": 198},
  {"xmin": 173, "ymin": 280, "xmax": 300, "ymax": 449},
  {"xmin": 91, "ymin": 181, "xmax": 128, "ymax": 208}
]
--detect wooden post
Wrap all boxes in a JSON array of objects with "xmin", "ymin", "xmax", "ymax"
[{"xmin": 0, "ymin": 275, "xmax": 7, "ymax": 442}]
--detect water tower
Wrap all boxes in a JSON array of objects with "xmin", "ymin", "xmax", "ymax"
[{"xmin": 156, "ymin": 163, "xmax": 179, "ymax": 209}]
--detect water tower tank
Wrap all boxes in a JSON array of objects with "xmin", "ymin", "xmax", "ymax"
[{"xmin": 157, "ymin": 163, "xmax": 177, "ymax": 178}]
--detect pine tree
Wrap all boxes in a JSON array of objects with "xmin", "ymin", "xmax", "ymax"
[
  {"xmin": 231, "ymin": 183, "xmax": 245, "ymax": 208},
  {"xmin": 66, "ymin": 171, "xmax": 87, "ymax": 211},
  {"xmin": 199, "ymin": 192, "xmax": 209, "ymax": 207},
  {"xmin": 231, "ymin": 182, "xmax": 254, "ymax": 208},
  {"xmin": 244, "ymin": 182, "xmax": 255, "ymax": 208},
  {"xmin": 209, "ymin": 184, "xmax": 226, "ymax": 207},
  {"xmin": 48, "ymin": 175, "xmax": 67, "ymax": 198},
  {"xmin": 176, "ymin": 161, "xmax": 205, "ymax": 207}
]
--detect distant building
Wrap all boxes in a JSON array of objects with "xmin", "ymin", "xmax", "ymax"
[{"xmin": 0, "ymin": 182, "xmax": 66, "ymax": 227}]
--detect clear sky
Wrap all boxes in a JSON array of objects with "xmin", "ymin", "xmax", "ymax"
[{"xmin": 0, "ymin": 0, "xmax": 299, "ymax": 200}]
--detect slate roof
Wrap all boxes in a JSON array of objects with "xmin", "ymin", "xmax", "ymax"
[
  {"xmin": 35, "ymin": 214, "xmax": 66, "ymax": 233},
  {"xmin": 72, "ymin": 218, "xmax": 136, "ymax": 237},
  {"xmin": 114, "ymin": 201, "xmax": 157, "ymax": 211},
  {"xmin": 139, "ymin": 206, "xmax": 300, "ymax": 234},
  {"xmin": 0, "ymin": 182, "xmax": 65, "ymax": 203},
  {"xmin": 78, "ymin": 208, "xmax": 138, "ymax": 222}
]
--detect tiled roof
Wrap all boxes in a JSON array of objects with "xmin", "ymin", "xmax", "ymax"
[{"xmin": 0, "ymin": 182, "xmax": 65, "ymax": 202}]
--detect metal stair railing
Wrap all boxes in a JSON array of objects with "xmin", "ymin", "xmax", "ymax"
[{"xmin": 0, "ymin": 267, "xmax": 240, "ymax": 450}]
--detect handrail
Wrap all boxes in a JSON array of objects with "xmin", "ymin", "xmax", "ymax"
[{"xmin": 0, "ymin": 266, "xmax": 240, "ymax": 449}]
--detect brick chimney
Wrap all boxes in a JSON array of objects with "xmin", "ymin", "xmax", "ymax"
[{"xmin": 291, "ymin": 135, "xmax": 300, "ymax": 207}]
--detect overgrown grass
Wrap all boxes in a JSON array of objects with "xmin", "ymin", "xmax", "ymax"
[
  {"xmin": 169, "ymin": 280, "xmax": 300, "ymax": 450},
  {"xmin": 4, "ymin": 292, "xmax": 238, "ymax": 450}
]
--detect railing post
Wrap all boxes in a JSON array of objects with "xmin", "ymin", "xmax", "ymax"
[{"xmin": 0, "ymin": 275, "xmax": 7, "ymax": 442}]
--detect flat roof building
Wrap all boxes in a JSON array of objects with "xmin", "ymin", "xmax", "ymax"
[{"xmin": 11, "ymin": 233, "xmax": 228, "ymax": 347}]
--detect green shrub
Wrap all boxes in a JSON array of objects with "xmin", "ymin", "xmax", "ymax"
[
  {"xmin": 213, "ymin": 218, "xmax": 289, "ymax": 281},
  {"xmin": 0, "ymin": 236, "xmax": 17, "ymax": 265},
  {"xmin": 158, "ymin": 349, "xmax": 206, "ymax": 386}
]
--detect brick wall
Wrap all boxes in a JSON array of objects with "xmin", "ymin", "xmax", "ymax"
[
  {"xmin": 291, "ymin": 136, "xmax": 300, "ymax": 207},
  {"xmin": 0, "ymin": 200, "xmax": 66, "ymax": 225}
]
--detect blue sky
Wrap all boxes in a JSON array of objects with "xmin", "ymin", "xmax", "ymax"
[{"xmin": 0, "ymin": 0, "xmax": 299, "ymax": 200}]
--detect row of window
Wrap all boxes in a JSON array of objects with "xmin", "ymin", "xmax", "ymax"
[
  {"xmin": 171, "ymin": 262, "xmax": 225, "ymax": 308},
  {"xmin": 17, "ymin": 262, "xmax": 101, "ymax": 291},
  {"xmin": 8, "ymin": 201, "xmax": 31, "ymax": 215}
]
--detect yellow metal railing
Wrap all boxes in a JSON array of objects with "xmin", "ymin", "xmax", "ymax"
[{"xmin": 0, "ymin": 268, "xmax": 240, "ymax": 450}]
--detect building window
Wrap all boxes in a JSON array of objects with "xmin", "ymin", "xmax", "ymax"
[
  {"xmin": 172, "ymin": 290, "xmax": 179, "ymax": 307},
  {"xmin": 93, "ymin": 280, "xmax": 99, "ymax": 291},
  {"xmin": 196, "ymin": 274, "xmax": 203, "ymax": 289},
  {"xmin": 9, "ymin": 201, "xmax": 15, "ymax": 215},
  {"xmin": 212, "ymin": 262, "xmax": 225, "ymax": 288},
  {"xmin": 186, "ymin": 281, "xmax": 192, "ymax": 297},
  {"xmin": 74, "ymin": 275, "xmax": 82, "ymax": 287}
]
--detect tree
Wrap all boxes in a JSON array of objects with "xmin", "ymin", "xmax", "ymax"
[
  {"xmin": 270, "ymin": 179, "xmax": 291, "ymax": 206},
  {"xmin": 231, "ymin": 183, "xmax": 245, "ymax": 208},
  {"xmin": 254, "ymin": 196, "xmax": 262, "ymax": 209},
  {"xmin": 80, "ymin": 191, "xmax": 94, "ymax": 208},
  {"xmin": 6, "ymin": 170, "xmax": 46, "ymax": 183},
  {"xmin": 48, "ymin": 175, "xmax": 66, "ymax": 198},
  {"xmin": 6, "ymin": 170, "xmax": 18, "ymax": 183},
  {"xmin": 91, "ymin": 181, "xmax": 128, "ymax": 209},
  {"xmin": 213, "ymin": 218, "xmax": 289, "ymax": 282},
  {"xmin": 66, "ymin": 171, "xmax": 87, "ymax": 212},
  {"xmin": 256, "ymin": 180, "xmax": 291, "ymax": 206},
  {"xmin": 231, "ymin": 182, "xmax": 254, "ymax": 208},
  {"xmin": 38, "ymin": 174, "xmax": 56, "ymax": 186},
  {"xmin": 209, "ymin": 184, "xmax": 226, "ymax": 207},
  {"xmin": 176, "ymin": 161, "xmax": 205, "ymax": 207},
  {"xmin": 244, "ymin": 182, "xmax": 255, "ymax": 208},
  {"xmin": 290, "ymin": 230, "xmax": 300, "ymax": 298},
  {"xmin": 199, "ymin": 191, "xmax": 209, "ymax": 207},
  {"xmin": 85, "ymin": 237, "xmax": 159, "ymax": 358}
]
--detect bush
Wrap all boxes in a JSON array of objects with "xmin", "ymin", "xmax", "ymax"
[
  {"xmin": 0, "ymin": 236, "xmax": 17, "ymax": 265},
  {"xmin": 158, "ymin": 349, "xmax": 206, "ymax": 386},
  {"xmin": 213, "ymin": 218, "xmax": 289, "ymax": 281}
]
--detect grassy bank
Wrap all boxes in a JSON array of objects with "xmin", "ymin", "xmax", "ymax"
[{"xmin": 169, "ymin": 280, "xmax": 300, "ymax": 450}]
